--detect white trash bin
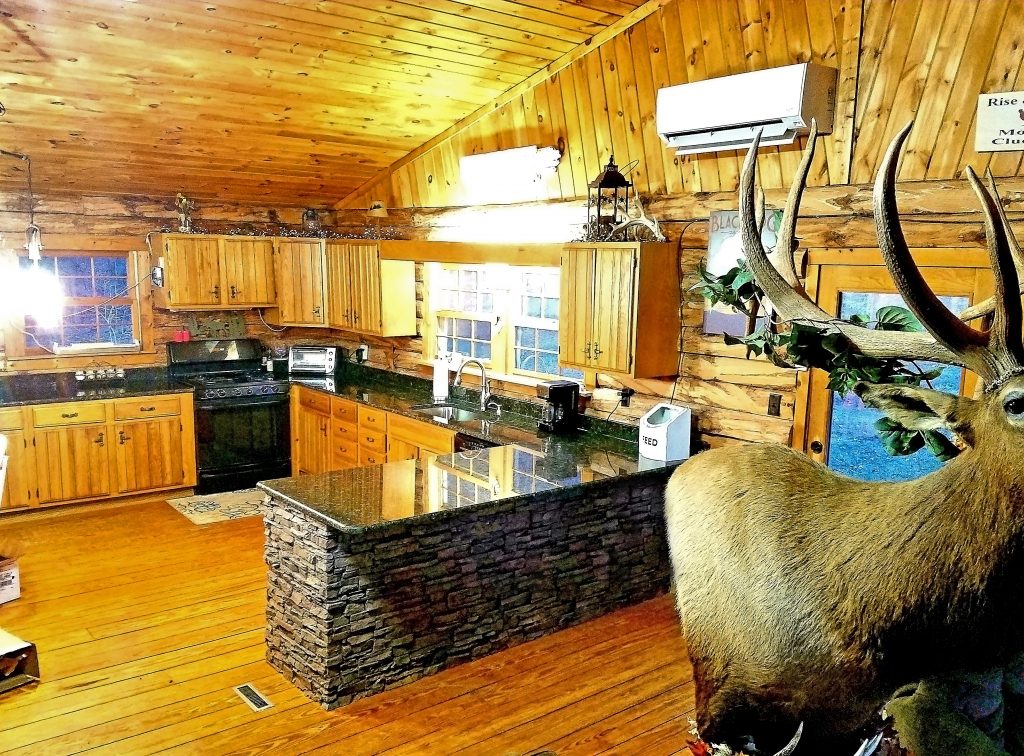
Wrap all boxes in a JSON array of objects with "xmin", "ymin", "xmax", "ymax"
[{"xmin": 638, "ymin": 403, "xmax": 691, "ymax": 462}]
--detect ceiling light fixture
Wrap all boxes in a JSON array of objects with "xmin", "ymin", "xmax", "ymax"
[{"xmin": 1, "ymin": 149, "xmax": 63, "ymax": 329}]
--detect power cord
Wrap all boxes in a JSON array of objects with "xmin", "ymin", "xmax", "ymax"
[{"xmin": 257, "ymin": 308, "xmax": 287, "ymax": 333}]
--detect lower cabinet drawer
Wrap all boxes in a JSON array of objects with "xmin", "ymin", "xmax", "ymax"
[
  {"xmin": 358, "ymin": 428, "xmax": 387, "ymax": 454},
  {"xmin": 359, "ymin": 447, "xmax": 387, "ymax": 466},
  {"xmin": 113, "ymin": 395, "xmax": 181, "ymax": 420},
  {"xmin": 298, "ymin": 388, "xmax": 331, "ymax": 415},
  {"xmin": 33, "ymin": 402, "xmax": 106, "ymax": 427},
  {"xmin": 388, "ymin": 414, "xmax": 455, "ymax": 454},
  {"xmin": 332, "ymin": 435, "xmax": 359, "ymax": 463},
  {"xmin": 0, "ymin": 408, "xmax": 23, "ymax": 432}
]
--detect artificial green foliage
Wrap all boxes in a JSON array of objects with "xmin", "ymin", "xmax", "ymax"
[{"xmin": 696, "ymin": 263, "xmax": 960, "ymax": 461}]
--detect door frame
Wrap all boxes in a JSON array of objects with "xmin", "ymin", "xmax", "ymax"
[{"xmin": 792, "ymin": 247, "xmax": 994, "ymax": 464}]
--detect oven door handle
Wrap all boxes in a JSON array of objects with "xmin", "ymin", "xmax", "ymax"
[{"xmin": 196, "ymin": 396, "xmax": 289, "ymax": 412}]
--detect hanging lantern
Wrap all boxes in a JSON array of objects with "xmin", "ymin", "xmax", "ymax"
[{"xmin": 587, "ymin": 154, "xmax": 631, "ymax": 240}]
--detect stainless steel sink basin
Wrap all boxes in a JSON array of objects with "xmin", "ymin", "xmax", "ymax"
[{"xmin": 409, "ymin": 403, "xmax": 483, "ymax": 423}]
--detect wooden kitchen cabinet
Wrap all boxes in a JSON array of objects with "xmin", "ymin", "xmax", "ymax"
[
  {"xmin": 268, "ymin": 239, "xmax": 327, "ymax": 327},
  {"xmin": 292, "ymin": 387, "xmax": 331, "ymax": 475},
  {"xmin": 112, "ymin": 394, "xmax": 195, "ymax": 494},
  {"xmin": 221, "ymin": 237, "xmax": 276, "ymax": 307},
  {"xmin": 0, "ymin": 409, "xmax": 33, "ymax": 510},
  {"xmin": 152, "ymin": 234, "xmax": 276, "ymax": 310},
  {"xmin": 326, "ymin": 241, "xmax": 416, "ymax": 336},
  {"xmin": 35, "ymin": 423, "xmax": 112, "ymax": 504},
  {"xmin": 559, "ymin": 242, "xmax": 680, "ymax": 378},
  {"xmin": 2, "ymin": 393, "xmax": 196, "ymax": 512}
]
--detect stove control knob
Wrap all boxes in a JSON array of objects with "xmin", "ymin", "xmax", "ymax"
[
  {"xmin": 263, "ymin": 386, "xmax": 274, "ymax": 394},
  {"xmin": 217, "ymin": 389, "xmax": 227, "ymax": 397}
]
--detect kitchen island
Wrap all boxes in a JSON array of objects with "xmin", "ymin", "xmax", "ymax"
[{"xmin": 259, "ymin": 441, "xmax": 676, "ymax": 709}]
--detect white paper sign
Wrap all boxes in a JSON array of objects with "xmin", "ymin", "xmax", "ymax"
[{"xmin": 976, "ymin": 91, "xmax": 1024, "ymax": 152}]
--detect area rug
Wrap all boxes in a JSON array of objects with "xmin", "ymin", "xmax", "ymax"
[{"xmin": 167, "ymin": 488, "xmax": 268, "ymax": 525}]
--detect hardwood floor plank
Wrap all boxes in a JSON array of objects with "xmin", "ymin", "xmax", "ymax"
[{"xmin": 0, "ymin": 500, "xmax": 694, "ymax": 753}]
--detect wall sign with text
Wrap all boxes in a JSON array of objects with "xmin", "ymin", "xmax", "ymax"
[{"xmin": 976, "ymin": 91, "xmax": 1024, "ymax": 152}]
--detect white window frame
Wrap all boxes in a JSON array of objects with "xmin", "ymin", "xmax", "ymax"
[{"xmin": 423, "ymin": 263, "xmax": 583, "ymax": 386}]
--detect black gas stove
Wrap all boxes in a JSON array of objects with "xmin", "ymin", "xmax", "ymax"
[
  {"xmin": 179, "ymin": 371, "xmax": 289, "ymax": 401},
  {"xmin": 168, "ymin": 338, "xmax": 291, "ymax": 494}
]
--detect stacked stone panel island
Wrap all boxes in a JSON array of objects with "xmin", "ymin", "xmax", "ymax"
[{"xmin": 259, "ymin": 442, "xmax": 675, "ymax": 709}]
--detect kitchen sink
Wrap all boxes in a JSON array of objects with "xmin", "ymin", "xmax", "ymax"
[{"xmin": 409, "ymin": 403, "xmax": 484, "ymax": 423}]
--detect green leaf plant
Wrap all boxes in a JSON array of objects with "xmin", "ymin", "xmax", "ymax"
[{"xmin": 694, "ymin": 263, "xmax": 960, "ymax": 461}]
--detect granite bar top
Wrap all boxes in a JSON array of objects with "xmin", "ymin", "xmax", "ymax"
[
  {"xmin": 0, "ymin": 366, "xmax": 193, "ymax": 407},
  {"xmin": 259, "ymin": 443, "xmax": 678, "ymax": 535}
]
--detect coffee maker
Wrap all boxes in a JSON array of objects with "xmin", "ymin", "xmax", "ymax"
[{"xmin": 536, "ymin": 380, "xmax": 581, "ymax": 433}]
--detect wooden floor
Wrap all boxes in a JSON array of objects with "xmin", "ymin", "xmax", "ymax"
[{"xmin": 0, "ymin": 500, "xmax": 695, "ymax": 755}]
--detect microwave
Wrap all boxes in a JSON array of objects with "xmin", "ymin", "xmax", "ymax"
[{"xmin": 288, "ymin": 345, "xmax": 338, "ymax": 374}]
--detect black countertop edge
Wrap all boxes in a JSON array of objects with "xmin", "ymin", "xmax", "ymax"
[{"xmin": 257, "ymin": 461, "xmax": 680, "ymax": 536}]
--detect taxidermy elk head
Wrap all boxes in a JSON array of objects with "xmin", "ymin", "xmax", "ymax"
[{"xmin": 665, "ymin": 121, "xmax": 1024, "ymax": 754}]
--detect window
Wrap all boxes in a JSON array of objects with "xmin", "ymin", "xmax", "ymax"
[
  {"xmin": 17, "ymin": 252, "xmax": 142, "ymax": 354},
  {"xmin": 425, "ymin": 263, "xmax": 583, "ymax": 383}
]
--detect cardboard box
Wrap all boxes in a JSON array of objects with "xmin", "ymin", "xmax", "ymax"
[
  {"xmin": 0, "ymin": 557, "xmax": 19, "ymax": 605},
  {"xmin": 0, "ymin": 628, "xmax": 39, "ymax": 694}
]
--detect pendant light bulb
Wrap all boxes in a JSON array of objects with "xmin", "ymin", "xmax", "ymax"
[{"xmin": 24, "ymin": 223, "xmax": 42, "ymax": 261}]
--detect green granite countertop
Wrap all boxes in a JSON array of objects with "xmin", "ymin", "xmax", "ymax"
[
  {"xmin": 259, "ymin": 444, "xmax": 677, "ymax": 534},
  {"xmin": 0, "ymin": 367, "xmax": 193, "ymax": 407},
  {"xmin": 262, "ymin": 363, "xmax": 680, "ymax": 532}
]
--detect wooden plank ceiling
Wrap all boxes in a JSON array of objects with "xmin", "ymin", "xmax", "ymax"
[{"xmin": 0, "ymin": 0, "xmax": 647, "ymax": 206}]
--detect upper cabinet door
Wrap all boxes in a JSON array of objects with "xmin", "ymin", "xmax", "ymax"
[
  {"xmin": 326, "ymin": 241, "xmax": 354, "ymax": 330},
  {"xmin": 559, "ymin": 247, "xmax": 595, "ymax": 370},
  {"xmin": 591, "ymin": 247, "xmax": 636, "ymax": 374},
  {"xmin": 221, "ymin": 238, "xmax": 276, "ymax": 307},
  {"xmin": 349, "ymin": 242, "xmax": 382, "ymax": 334},
  {"xmin": 275, "ymin": 240, "xmax": 326, "ymax": 326},
  {"xmin": 164, "ymin": 236, "xmax": 222, "ymax": 307}
]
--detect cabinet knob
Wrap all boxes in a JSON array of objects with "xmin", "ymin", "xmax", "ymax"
[
  {"xmin": 118, "ymin": 430, "xmax": 131, "ymax": 445},
  {"xmin": 94, "ymin": 432, "xmax": 105, "ymax": 446},
  {"xmin": 229, "ymin": 285, "xmax": 239, "ymax": 299},
  {"xmin": 810, "ymin": 440, "xmax": 824, "ymax": 454},
  {"xmin": 583, "ymin": 342, "xmax": 591, "ymax": 358},
  {"xmin": 593, "ymin": 343, "xmax": 602, "ymax": 356},
  {"xmin": 62, "ymin": 412, "xmax": 79, "ymax": 419},
  {"xmin": 211, "ymin": 285, "xmax": 221, "ymax": 298},
  {"xmin": 313, "ymin": 305, "xmax": 322, "ymax": 317},
  {"xmin": 140, "ymin": 406, "xmax": 156, "ymax": 412}
]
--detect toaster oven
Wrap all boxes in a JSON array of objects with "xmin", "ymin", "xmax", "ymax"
[{"xmin": 287, "ymin": 345, "xmax": 338, "ymax": 374}]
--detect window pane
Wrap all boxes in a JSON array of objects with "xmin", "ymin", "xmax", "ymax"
[
  {"xmin": 516, "ymin": 350, "xmax": 536, "ymax": 370},
  {"xmin": 517, "ymin": 326, "xmax": 535, "ymax": 347},
  {"xmin": 525, "ymin": 296, "xmax": 542, "ymax": 317},
  {"xmin": 455, "ymin": 319, "xmax": 472, "ymax": 338},
  {"xmin": 461, "ymin": 270, "xmax": 477, "ymax": 289},
  {"xmin": 454, "ymin": 339, "xmax": 471, "ymax": 355},
  {"xmin": 827, "ymin": 292, "xmax": 968, "ymax": 481},
  {"xmin": 475, "ymin": 321, "xmax": 491, "ymax": 340},
  {"xmin": 538, "ymin": 353, "xmax": 559, "ymax": 374},
  {"xmin": 538, "ymin": 328, "xmax": 558, "ymax": 351},
  {"xmin": 96, "ymin": 277, "xmax": 128, "ymax": 298},
  {"xmin": 461, "ymin": 291, "xmax": 478, "ymax": 311},
  {"xmin": 542, "ymin": 299, "xmax": 559, "ymax": 319},
  {"xmin": 475, "ymin": 343, "xmax": 491, "ymax": 360},
  {"xmin": 58, "ymin": 257, "xmax": 91, "ymax": 276},
  {"xmin": 67, "ymin": 278, "xmax": 95, "ymax": 297},
  {"xmin": 480, "ymin": 293, "xmax": 493, "ymax": 313},
  {"xmin": 560, "ymin": 366, "xmax": 584, "ymax": 380}
]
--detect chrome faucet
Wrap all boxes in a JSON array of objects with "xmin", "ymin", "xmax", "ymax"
[{"xmin": 453, "ymin": 358, "xmax": 495, "ymax": 412}]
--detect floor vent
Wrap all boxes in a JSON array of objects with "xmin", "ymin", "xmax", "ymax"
[{"xmin": 234, "ymin": 683, "xmax": 273, "ymax": 712}]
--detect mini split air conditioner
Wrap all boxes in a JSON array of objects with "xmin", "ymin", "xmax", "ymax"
[{"xmin": 656, "ymin": 63, "xmax": 837, "ymax": 156}]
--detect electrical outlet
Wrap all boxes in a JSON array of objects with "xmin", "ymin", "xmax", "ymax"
[
  {"xmin": 768, "ymin": 393, "xmax": 782, "ymax": 417},
  {"xmin": 619, "ymin": 387, "xmax": 636, "ymax": 407},
  {"xmin": 355, "ymin": 344, "xmax": 369, "ymax": 363}
]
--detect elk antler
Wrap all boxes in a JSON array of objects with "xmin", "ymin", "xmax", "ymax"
[
  {"xmin": 739, "ymin": 125, "xmax": 962, "ymax": 366},
  {"xmin": 957, "ymin": 170, "xmax": 1024, "ymax": 322},
  {"xmin": 875, "ymin": 123, "xmax": 1024, "ymax": 385}
]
